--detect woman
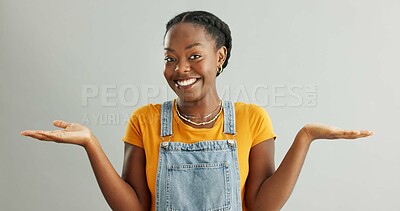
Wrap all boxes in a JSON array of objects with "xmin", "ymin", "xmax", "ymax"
[{"xmin": 21, "ymin": 11, "xmax": 373, "ymax": 211}]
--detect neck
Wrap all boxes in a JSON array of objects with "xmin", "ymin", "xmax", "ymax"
[{"xmin": 177, "ymin": 94, "xmax": 221, "ymax": 118}]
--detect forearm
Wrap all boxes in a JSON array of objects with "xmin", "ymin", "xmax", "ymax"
[
  {"xmin": 254, "ymin": 129, "xmax": 312, "ymax": 211},
  {"xmin": 84, "ymin": 135, "xmax": 144, "ymax": 211}
]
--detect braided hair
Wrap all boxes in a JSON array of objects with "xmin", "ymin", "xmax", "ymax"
[{"xmin": 165, "ymin": 11, "xmax": 232, "ymax": 76}]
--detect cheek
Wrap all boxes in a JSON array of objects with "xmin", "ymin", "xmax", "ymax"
[
  {"xmin": 163, "ymin": 64, "xmax": 171, "ymax": 78},
  {"xmin": 163, "ymin": 65, "xmax": 176, "ymax": 85},
  {"xmin": 197, "ymin": 64, "xmax": 217, "ymax": 79}
]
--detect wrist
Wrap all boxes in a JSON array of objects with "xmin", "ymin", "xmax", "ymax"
[
  {"xmin": 82, "ymin": 133, "xmax": 98, "ymax": 150},
  {"xmin": 297, "ymin": 127, "xmax": 314, "ymax": 145}
]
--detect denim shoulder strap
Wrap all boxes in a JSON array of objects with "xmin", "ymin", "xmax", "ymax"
[
  {"xmin": 223, "ymin": 101, "xmax": 236, "ymax": 135},
  {"xmin": 160, "ymin": 101, "xmax": 173, "ymax": 137}
]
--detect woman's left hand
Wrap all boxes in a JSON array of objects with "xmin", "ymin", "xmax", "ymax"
[{"xmin": 301, "ymin": 123, "xmax": 374, "ymax": 143}]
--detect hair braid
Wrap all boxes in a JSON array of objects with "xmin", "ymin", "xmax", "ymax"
[{"xmin": 165, "ymin": 11, "xmax": 232, "ymax": 76}]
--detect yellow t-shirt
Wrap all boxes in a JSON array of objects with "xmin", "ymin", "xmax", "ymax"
[{"xmin": 122, "ymin": 101, "xmax": 276, "ymax": 211}]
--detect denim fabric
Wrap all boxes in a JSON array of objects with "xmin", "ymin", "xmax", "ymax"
[
  {"xmin": 223, "ymin": 101, "xmax": 236, "ymax": 135},
  {"xmin": 156, "ymin": 101, "xmax": 242, "ymax": 211},
  {"xmin": 161, "ymin": 101, "xmax": 173, "ymax": 137}
]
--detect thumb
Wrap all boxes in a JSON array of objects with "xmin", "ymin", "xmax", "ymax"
[{"xmin": 52, "ymin": 120, "xmax": 71, "ymax": 129}]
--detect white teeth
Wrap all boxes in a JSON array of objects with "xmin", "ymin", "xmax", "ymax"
[{"xmin": 176, "ymin": 78, "xmax": 197, "ymax": 87}]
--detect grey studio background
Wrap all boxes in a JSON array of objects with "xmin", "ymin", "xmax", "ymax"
[{"xmin": 1, "ymin": 0, "xmax": 399, "ymax": 210}]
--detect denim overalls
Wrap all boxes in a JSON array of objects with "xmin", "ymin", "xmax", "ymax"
[{"xmin": 155, "ymin": 100, "xmax": 242, "ymax": 211}]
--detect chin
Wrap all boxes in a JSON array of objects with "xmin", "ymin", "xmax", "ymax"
[
  {"xmin": 176, "ymin": 91, "xmax": 205, "ymax": 102},
  {"xmin": 177, "ymin": 94, "xmax": 198, "ymax": 102}
]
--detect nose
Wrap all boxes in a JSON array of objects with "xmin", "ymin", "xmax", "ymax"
[{"xmin": 175, "ymin": 61, "xmax": 190, "ymax": 73}]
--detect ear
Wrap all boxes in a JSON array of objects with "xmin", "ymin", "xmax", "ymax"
[{"xmin": 216, "ymin": 46, "xmax": 227, "ymax": 66}]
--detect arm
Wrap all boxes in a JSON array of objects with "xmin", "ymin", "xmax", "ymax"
[
  {"xmin": 21, "ymin": 120, "xmax": 150, "ymax": 211},
  {"xmin": 85, "ymin": 136, "xmax": 150, "ymax": 211},
  {"xmin": 121, "ymin": 143, "xmax": 151, "ymax": 210},
  {"xmin": 245, "ymin": 130, "xmax": 310, "ymax": 211},
  {"xmin": 245, "ymin": 124, "xmax": 374, "ymax": 211}
]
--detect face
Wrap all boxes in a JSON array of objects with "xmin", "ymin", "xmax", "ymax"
[{"xmin": 163, "ymin": 23, "xmax": 226, "ymax": 102}]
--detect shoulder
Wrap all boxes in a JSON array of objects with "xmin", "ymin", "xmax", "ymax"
[
  {"xmin": 234, "ymin": 102, "xmax": 270, "ymax": 117},
  {"xmin": 133, "ymin": 103, "xmax": 161, "ymax": 115},
  {"xmin": 233, "ymin": 101, "xmax": 273, "ymax": 128},
  {"xmin": 129, "ymin": 103, "xmax": 162, "ymax": 125},
  {"xmin": 233, "ymin": 102, "xmax": 276, "ymax": 143}
]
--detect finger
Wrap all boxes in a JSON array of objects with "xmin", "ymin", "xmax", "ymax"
[
  {"xmin": 344, "ymin": 130, "xmax": 360, "ymax": 135},
  {"xmin": 21, "ymin": 130, "xmax": 47, "ymax": 136},
  {"xmin": 20, "ymin": 130, "xmax": 32, "ymax": 136},
  {"xmin": 330, "ymin": 130, "xmax": 358, "ymax": 139},
  {"xmin": 355, "ymin": 130, "xmax": 374, "ymax": 138},
  {"xmin": 53, "ymin": 120, "xmax": 71, "ymax": 129},
  {"xmin": 360, "ymin": 130, "xmax": 374, "ymax": 136},
  {"xmin": 336, "ymin": 130, "xmax": 374, "ymax": 139},
  {"xmin": 20, "ymin": 130, "xmax": 56, "ymax": 141}
]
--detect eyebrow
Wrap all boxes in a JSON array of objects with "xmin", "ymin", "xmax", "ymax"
[{"xmin": 164, "ymin": 43, "xmax": 203, "ymax": 52}]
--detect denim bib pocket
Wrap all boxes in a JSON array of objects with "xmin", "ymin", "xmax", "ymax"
[{"xmin": 166, "ymin": 162, "xmax": 231, "ymax": 210}]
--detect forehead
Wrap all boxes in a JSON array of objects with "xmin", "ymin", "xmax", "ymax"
[{"xmin": 164, "ymin": 23, "xmax": 214, "ymax": 49}]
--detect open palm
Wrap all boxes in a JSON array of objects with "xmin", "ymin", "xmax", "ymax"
[
  {"xmin": 302, "ymin": 123, "xmax": 374, "ymax": 141},
  {"xmin": 21, "ymin": 120, "xmax": 92, "ymax": 147}
]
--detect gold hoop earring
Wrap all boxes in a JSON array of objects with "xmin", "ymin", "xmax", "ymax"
[{"xmin": 217, "ymin": 64, "xmax": 223, "ymax": 74}]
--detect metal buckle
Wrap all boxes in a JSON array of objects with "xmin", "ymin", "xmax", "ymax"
[{"xmin": 161, "ymin": 134, "xmax": 174, "ymax": 149}]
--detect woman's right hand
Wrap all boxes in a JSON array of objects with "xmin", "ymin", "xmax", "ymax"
[{"xmin": 20, "ymin": 120, "xmax": 93, "ymax": 148}]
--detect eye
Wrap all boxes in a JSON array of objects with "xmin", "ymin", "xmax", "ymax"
[
  {"xmin": 189, "ymin": 55, "xmax": 201, "ymax": 60},
  {"xmin": 164, "ymin": 56, "xmax": 176, "ymax": 63}
]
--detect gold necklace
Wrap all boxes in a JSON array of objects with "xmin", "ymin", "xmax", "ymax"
[
  {"xmin": 180, "ymin": 100, "xmax": 222, "ymax": 120},
  {"xmin": 175, "ymin": 100, "xmax": 223, "ymax": 126}
]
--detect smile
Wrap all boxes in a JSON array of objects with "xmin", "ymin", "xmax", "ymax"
[{"xmin": 174, "ymin": 78, "xmax": 200, "ymax": 88}]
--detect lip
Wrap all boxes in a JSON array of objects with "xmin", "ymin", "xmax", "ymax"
[{"xmin": 173, "ymin": 77, "xmax": 201, "ymax": 89}]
